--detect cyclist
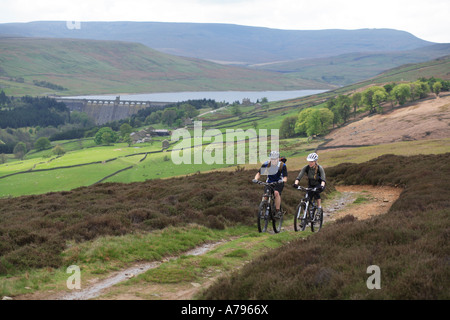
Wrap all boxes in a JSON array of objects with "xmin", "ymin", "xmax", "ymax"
[
  {"xmin": 252, "ymin": 151, "xmax": 288, "ymax": 219},
  {"xmin": 293, "ymin": 152, "xmax": 326, "ymax": 215}
]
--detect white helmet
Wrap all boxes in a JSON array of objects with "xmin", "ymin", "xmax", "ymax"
[
  {"xmin": 306, "ymin": 153, "xmax": 318, "ymax": 162},
  {"xmin": 269, "ymin": 151, "xmax": 280, "ymax": 159}
]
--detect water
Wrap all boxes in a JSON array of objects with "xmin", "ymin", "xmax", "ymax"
[{"xmin": 64, "ymin": 89, "xmax": 327, "ymax": 104}]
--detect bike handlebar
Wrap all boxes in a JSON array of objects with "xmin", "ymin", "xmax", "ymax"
[
  {"xmin": 252, "ymin": 180, "xmax": 283, "ymax": 187},
  {"xmin": 293, "ymin": 185, "xmax": 320, "ymax": 192}
]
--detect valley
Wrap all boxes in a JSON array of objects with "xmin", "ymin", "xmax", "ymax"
[{"xmin": 0, "ymin": 21, "xmax": 449, "ymax": 302}]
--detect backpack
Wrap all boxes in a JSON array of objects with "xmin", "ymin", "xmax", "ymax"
[{"xmin": 305, "ymin": 164, "xmax": 322, "ymax": 180}]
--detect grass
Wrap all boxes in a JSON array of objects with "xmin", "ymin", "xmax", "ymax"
[
  {"xmin": 0, "ymin": 222, "xmax": 307, "ymax": 297},
  {"xmin": 352, "ymin": 192, "xmax": 373, "ymax": 204},
  {"xmin": 115, "ymin": 224, "xmax": 308, "ymax": 297},
  {"xmin": 0, "ymin": 155, "xmax": 144, "ymax": 197},
  {"xmin": 0, "ymin": 224, "xmax": 230, "ymax": 296}
]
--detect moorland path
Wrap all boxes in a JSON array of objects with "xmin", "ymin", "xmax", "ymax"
[{"xmin": 16, "ymin": 185, "xmax": 402, "ymax": 300}]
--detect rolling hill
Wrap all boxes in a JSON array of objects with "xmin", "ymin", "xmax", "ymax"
[
  {"xmin": 1, "ymin": 21, "xmax": 447, "ymax": 90},
  {"xmin": 0, "ymin": 21, "xmax": 434, "ymax": 65},
  {"xmin": 0, "ymin": 37, "xmax": 331, "ymax": 96},
  {"xmin": 251, "ymin": 44, "xmax": 450, "ymax": 86}
]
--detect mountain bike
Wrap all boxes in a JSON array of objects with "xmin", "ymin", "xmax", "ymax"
[
  {"xmin": 253, "ymin": 180, "xmax": 284, "ymax": 233},
  {"xmin": 293, "ymin": 186, "xmax": 323, "ymax": 232}
]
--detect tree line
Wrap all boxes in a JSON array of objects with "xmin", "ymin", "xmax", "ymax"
[
  {"xmin": 280, "ymin": 77, "xmax": 449, "ymax": 138},
  {"xmin": 0, "ymin": 93, "xmax": 70, "ymax": 129}
]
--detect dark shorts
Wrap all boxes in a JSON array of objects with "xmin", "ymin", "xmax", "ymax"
[
  {"xmin": 309, "ymin": 184, "xmax": 324, "ymax": 200},
  {"xmin": 265, "ymin": 183, "xmax": 284, "ymax": 196}
]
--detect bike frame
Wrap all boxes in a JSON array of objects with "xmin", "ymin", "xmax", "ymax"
[
  {"xmin": 258, "ymin": 181, "xmax": 277, "ymax": 218},
  {"xmin": 294, "ymin": 185, "xmax": 322, "ymax": 232},
  {"xmin": 254, "ymin": 180, "xmax": 283, "ymax": 233},
  {"xmin": 300, "ymin": 190, "xmax": 317, "ymax": 221}
]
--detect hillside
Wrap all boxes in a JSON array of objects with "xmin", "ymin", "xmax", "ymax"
[
  {"xmin": 0, "ymin": 37, "xmax": 329, "ymax": 96},
  {"xmin": 0, "ymin": 21, "xmax": 434, "ymax": 65},
  {"xmin": 251, "ymin": 44, "xmax": 450, "ymax": 86},
  {"xmin": 321, "ymin": 94, "xmax": 450, "ymax": 148},
  {"xmin": 365, "ymin": 55, "xmax": 450, "ymax": 84}
]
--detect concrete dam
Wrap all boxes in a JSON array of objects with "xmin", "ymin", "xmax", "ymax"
[{"xmin": 56, "ymin": 96, "xmax": 173, "ymax": 125}]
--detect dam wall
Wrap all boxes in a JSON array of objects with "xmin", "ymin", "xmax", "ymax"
[{"xmin": 56, "ymin": 96, "xmax": 173, "ymax": 125}]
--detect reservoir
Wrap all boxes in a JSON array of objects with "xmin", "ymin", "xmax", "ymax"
[{"xmin": 64, "ymin": 89, "xmax": 328, "ymax": 104}]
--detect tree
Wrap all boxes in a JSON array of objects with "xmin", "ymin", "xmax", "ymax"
[
  {"xmin": 119, "ymin": 123, "xmax": 132, "ymax": 138},
  {"xmin": 280, "ymin": 116, "xmax": 297, "ymax": 138},
  {"xmin": 361, "ymin": 86, "xmax": 387, "ymax": 114},
  {"xmin": 295, "ymin": 108, "xmax": 333, "ymax": 137},
  {"xmin": 13, "ymin": 142, "xmax": 27, "ymax": 160},
  {"xmin": 391, "ymin": 84, "xmax": 411, "ymax": 105},
  {"xmin": 335, "ymin": 94, "xmax": 352, "ymax": 124},
  {"xmin": 146, "ymin": 112, "xmax": 161, "ymax": 125},
  {"xmin": 373, "ymin": 90, "xmax": 387, "ymax": 113},
  {"xmin": 433, "ymin": 81, "xmax": 442, "ymax": 97},
  {"xmin": 70, "ymin": 111, "xmax": 94, "ymax": 127},
  {"xmin": 123, "ymin": 133, "xmax": 132, "ymax": 147},
  {"xmin": 231, "ymin": 105, "xmax": 242, "ymax": 117},
  {"xmin": 52, "ymin": 145, "xmax": 66, "ymax": 156},
  {"xmin": 383, "ymin": 83, "xmax": 395, "ymax": 94},
  {"xmin": 101, "ymin": 131, "xmax": 115, "ymax": 145},
  {"xmin": 351, "ymin": 92, "xmax": 362, "ymax": 118},
  {"xmin": 306, "ymin": 110, "xmax": 321, "ymax": 137},
  {"xmin": 318, "ymin": 108, "xmax": 334, "ymax": 134},
  {"xmin": 0, "ymin": 90, "xmax": 10, "ymax": 105},
  {"xmin": 161, "ymin": 108, "xmax": 177, "ymax": 126},
  {"xmin": 34, "ymin": 137, "xmax": 51, "ymax": 151},
  {"xmin": 409, "ymin": 80, "xmax": 430, "ymax": 100},
  {"xmin": 295, "ymin": 108, "xmax": 314, "ymax": 135},
  {"xmin": 414, "ymin": 80, "xmax": 430, "ymax": 99},
  {"xmin": 94, "ymin": 127, "xmax": 118, "ymax": 145},
  {"xmin": 181, "ymin": 103, "xmax": 199, "ymax": 118}
]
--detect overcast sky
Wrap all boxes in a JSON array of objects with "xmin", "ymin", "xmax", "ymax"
[{"xmin": 0, "ymin": 0, "xmax": 449, "ymax": 43}]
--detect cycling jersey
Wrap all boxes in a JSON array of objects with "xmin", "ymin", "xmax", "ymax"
[
  {"xmin": 259, "ymin": 161, "xmax": 288, "ymax": 183},
  {"xmin": 296, "ymin": 164, "xmax": 326, "ymax": 187}
]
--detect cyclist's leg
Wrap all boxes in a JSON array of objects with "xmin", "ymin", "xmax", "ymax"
[
  {"xmin": 315, "ymin": 191, "xmax": 322, "ymax": 210},
  {"xmin": 274, "ymin": 190, "xmax": 281, "ymax": 211}
]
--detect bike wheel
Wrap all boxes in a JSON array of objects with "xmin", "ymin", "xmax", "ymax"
[
  {"xmin": 311, "ymin": 208, "xmax": 323, "ymax": 232},
  {"xmin": 272, "ymin": 206, "xmax": 283, "ymax": 234},
  {"xmin": 257, "ymin": 201, "xmax": 269, "ymax": 233},
  {"xmin": 294, "ymin": 203, "xmax": 307, "ymax": 232}
]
